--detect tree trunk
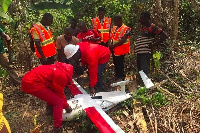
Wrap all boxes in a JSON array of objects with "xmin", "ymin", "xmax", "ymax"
[
  {"xmin": 172, "ymin": 0, "xmax": 179, "ymax": 40},
  {"xmin": 154, "ymin": 0, "xmax": 163, "ymax": 13}
]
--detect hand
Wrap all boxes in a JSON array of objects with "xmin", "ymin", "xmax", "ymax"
[
  {"xmin": 40, "ymin": 56, "xmax": 47, "ymax": 65},
  {"xmin": 109, "ymin": 45, "xmax": 115, "ymax": 53},
  {"xmin": 65, "ymin": 106, "xmax": 72, "ymax": 113},
  {"xmin": 149, "ymin": 43, "xmax": 157, "ymax": 51},
  {"xmin": 6, "ymin": 39, "xmax": 11, "ymax": 45},
  {"xmin": 89, "ymin": 87, "xmax": 96, "ymax": 96}
]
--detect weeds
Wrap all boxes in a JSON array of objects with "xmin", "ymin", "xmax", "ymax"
[
  {"xmin": 131, "ymin": 87, "xmax": 168, "ymax": 108},
  {"xmin": 153, "ymin": 51, "xmax": 163, "ymax": 71}
]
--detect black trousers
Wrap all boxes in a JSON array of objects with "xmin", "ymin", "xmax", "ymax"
[
  {"xmin": 137, "ymin": 53, "xmax": 152, "ymax": 76},
  {"xmin": 112, "ymin": 54, "xmax": 125, "ymax": 80}
]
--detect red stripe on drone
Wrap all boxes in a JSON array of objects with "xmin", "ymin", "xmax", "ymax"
[
  {"xmin": 84, "ymin": 107, "xmax": 115, "ymax": 133},
  {"xmin": 69, "ymin": 83, "xmax": 83, "ymax": 95}
]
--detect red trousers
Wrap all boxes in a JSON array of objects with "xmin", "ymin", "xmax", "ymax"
[{"xmin": 28, "ymin": 88, "xmax": 68, "ymax": 128}]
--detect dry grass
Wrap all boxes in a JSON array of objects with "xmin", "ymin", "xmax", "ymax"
[{"xmin": 0, "ymin": 43, "xmax": 200, "ymax": 133}]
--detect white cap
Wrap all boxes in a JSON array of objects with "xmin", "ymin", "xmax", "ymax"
[{"xmin": 64, "ymin": 44, "xmax": 79, "ymax": 59}]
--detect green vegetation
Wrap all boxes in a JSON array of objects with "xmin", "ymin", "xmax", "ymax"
[
  {"xmin": 153, "ymin": 51, "xmax": 163, "ymax": 71},
  {"xmin": 0, "ymin": 0, "xmax": 199, "ymax": 132},
  {"xmin": 132, "ymin": 87, "xmax": 168, "ymax": 108}
]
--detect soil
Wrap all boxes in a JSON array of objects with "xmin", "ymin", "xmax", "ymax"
[{"xmin": 1, "ymin": 46, "xmax": 200, "ymax": 133}]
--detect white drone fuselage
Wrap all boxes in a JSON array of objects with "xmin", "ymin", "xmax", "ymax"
[{"xmin": 62, "ymin": 91, "xmax": 131, "ymax": 121}]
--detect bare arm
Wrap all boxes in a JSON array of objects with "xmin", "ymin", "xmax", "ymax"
[
  {"xmin": 34, "ymin": 40, "xmax": 47, "ymax": 64},
  {"xmin": 1, "ymin": 32, "xmax": 11, "ymax": 45},
  {"xmin": 113, "ymin": 34, "xmax": 128, "ymax": 47},
  {"xmin": 57, "ymin": 49, "xmax": 63, "ymax": 62},
  {"xmin": 150, "ymin": 31, "xmax": 168, "ymax": 48}
]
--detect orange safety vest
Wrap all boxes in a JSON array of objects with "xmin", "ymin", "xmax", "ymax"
[
  {"xmin": 91, "ymin": 17, "xmax": 111, "ymax": 43},
  {"xmin": 110, "ymin": 24, "xmax": 131, "ymax": 56},
  {"xmin": 30, "ymin": 24, "xmax": 56, "ymax": 58}
]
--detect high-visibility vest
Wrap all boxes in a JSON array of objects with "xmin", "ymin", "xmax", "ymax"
[
  {"xmin": 91, "ymin": 17, "xmax": 111, "ymax": 43},
  {"xmin": 110, "ymin": 24, "xmax": 131, "ymax": 56},
  {"xmin": 30, "ymin": 24, "xmax": 56, "ymax": 58}
]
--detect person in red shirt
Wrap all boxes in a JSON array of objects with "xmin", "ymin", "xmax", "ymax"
[
  {"xmin": 64, "ymin": 42, "xmax": 111, "ymax": 96},
  {"xmin": 21, "ymin": 62, "xmax": 83, "ymax": 132},
  {"xmin": 77, "ymin": 21, "xmax": 101, "ymax": 43}
]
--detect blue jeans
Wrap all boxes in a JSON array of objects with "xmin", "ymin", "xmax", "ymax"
[{"xmin": 95, "ymin": 62, "xmax": 108, "ymax": 90}]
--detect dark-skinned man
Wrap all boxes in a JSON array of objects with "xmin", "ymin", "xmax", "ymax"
[
  {"xmin": 69, "ymin": 18, "xmax": 79, "ymax": 37},
  {"xmin": 56, "ymin": 28, "xmax": 79, "ymax": 63},
  {"xmin": 0, "ymin": 28, "xmax": 21, "ymax": 84},
  {"xmin": 109, "ymin": 14, "xmax": 131, "ymax": 82},
  {"xmin": 30, "ymin": 13, "xmax": 56, "ymax": 65},
  {"xmin": 91, "ymin": 7, "xmax": 111, "ymax": 47},
  {"xmin": 135, "ymin": 11, "xmax": 168, "ymax": 78}
]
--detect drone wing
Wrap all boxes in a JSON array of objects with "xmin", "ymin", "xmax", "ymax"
[{"xmin": 64, "ymin": 79, "xmax": 124, "ymax": 133}]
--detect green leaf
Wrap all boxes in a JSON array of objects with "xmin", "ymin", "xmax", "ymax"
[
  {"xmin": 2, "ymin": 70, "xmax": 8, "ymax": 78},
  {"xmin": 151, "ymin": 92, "xmax": 167, "ymax": 107},
  {"xmin": 137, "ymin": 87, "xmax": 147, "ymax": 95},
  {"xmin": 130, "ymin": 71, "xmax": 133, "ymax": 76},
  {"xmin": 197, "ymin": 77, "xmax": 200, "ymax": 82},
  {"xmin": 153, "ymin": 51, "xmax": 163, "ymax": 60},
  {"xmin": 0, "ymin": 0, "xmax": 12, "ymax": 13},
  {"xmin": 33, "ymin": 115, "xmax": 38, "ymax": 127},
  {"xmin": 0, "ymin": 11, "xmax": 10, "ymax": 20}
]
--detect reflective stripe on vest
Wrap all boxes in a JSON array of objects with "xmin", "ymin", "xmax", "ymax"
[
  {"xmin": 34, "ymin": 24, "xmax": 46, "ymax": 40},
  {"xmin": 111, "ymin": 24, "xmax": 131, "ymax": 56},
  {"xmin": 41, "ymin": 37, "xmax": 54, "ymax": 46},
  {"xmin": 31, "ymin": 24, "xmax": 56, "ymax": 58}
]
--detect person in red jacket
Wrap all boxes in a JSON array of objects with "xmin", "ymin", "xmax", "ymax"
[
  {"xmin": 64, "ymin": 42, "xmax": 111, "ymax": 96},
  {"xmin": 77, "ymin": 21, "xmax": 101, "ymax": 43},
  {"xmin": 21, "ymin": 62, "xmax": 83, "ymax": 133}
]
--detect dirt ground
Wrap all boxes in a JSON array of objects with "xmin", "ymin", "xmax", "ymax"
[{"xmin": 1, "ymin": 47, "xmax": 200, "ymax": 133}]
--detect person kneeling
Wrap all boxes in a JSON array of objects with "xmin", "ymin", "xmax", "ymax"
[{"xmin": 21, "ymin": 62, "xmax": 83, "ymax": 133}]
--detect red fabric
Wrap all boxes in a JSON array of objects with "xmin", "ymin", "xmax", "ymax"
[
  {"xmin": 21, "ymin": 62, "xmax": 74, "ymax": 99},
  {"xmin": 84, "ymin": 107, "xmax": 115, "ymax": 133},
  {"xmin": 68, "ymin": 83, "xmax": 83, "ymax": 96},
  {"xmin": 110, "ymin": 24, "xmax": 131, "ymax": 56},
  {"xmin": 30, "ymin": 88, "xmax": 68, "ymax": 128},
  {"xmin": 91, "ymin": 17, "xmax": 111, "ymax": 43},
  {"xmin": 77, "ymin": 42, "xmax": 111, "ymax": 87},
  {"xmin": 140, "ymin": 23, "xmax": 162, "ymax": 34},
  {"xmin": 77, "ymin": 29, "xmax": 100, "ymax": 43}
]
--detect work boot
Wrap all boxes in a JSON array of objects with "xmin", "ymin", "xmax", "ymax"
[{"xmin": 52, "ymin": 127, "xmax": 63, "ymax": 133}]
